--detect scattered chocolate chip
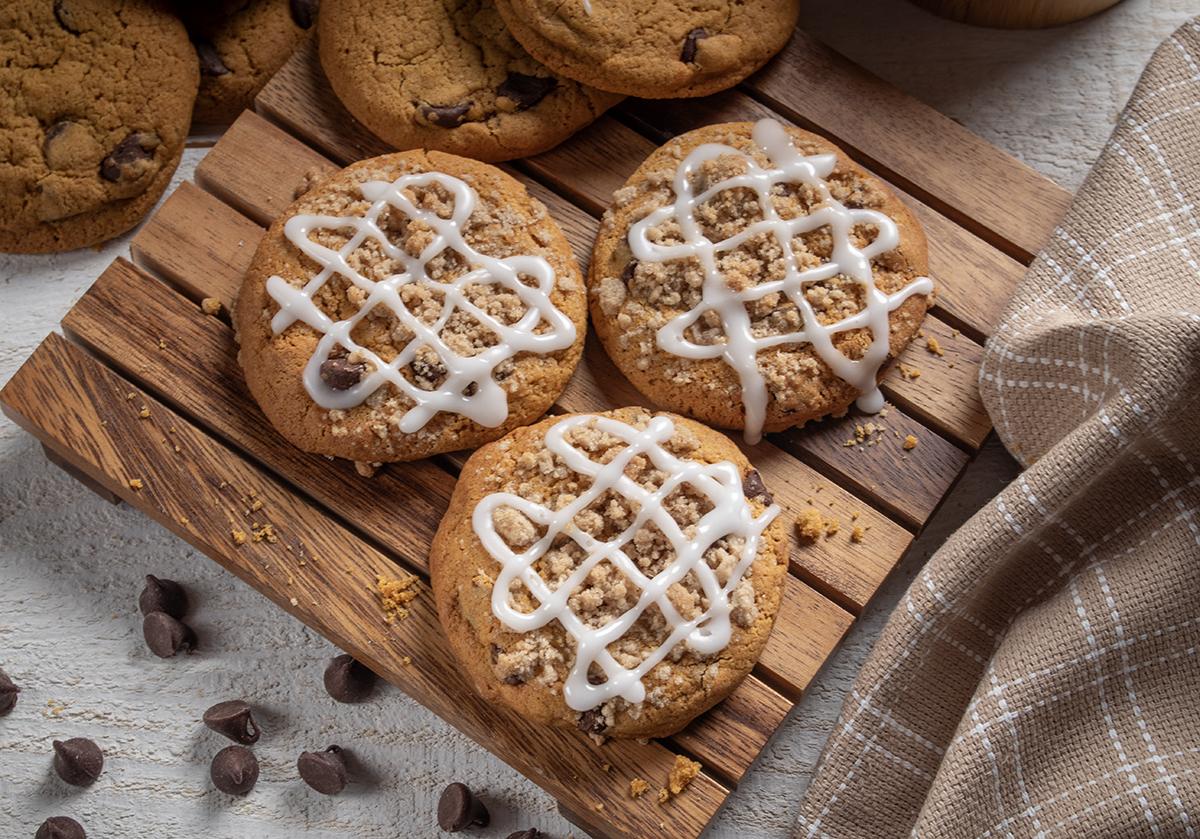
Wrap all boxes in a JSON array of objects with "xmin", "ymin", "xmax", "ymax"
[
  {"xmin": 52, "ymin": 738, "xmax": 103, "ymax": 786},
  {"xmin": 420, "ymin": 102, "xmax": 473, "ymax": 128},
  {"xmin": 194, "ymin": 40, "xmax": 231, "ymax": 76},
  {"xmin": 0, "ymin": 668, "xmax": 18, "ymax": 716},
  {"xmin": 577, "ymin": 708, "xmax": 607, "ymax": 736},
  {"xmin": 100, "ymin": 132, "xmax": 159, "ymax": 183},
  {"xmin": 506, "ymin": 830, "xmax": 541, "ymax": 839},
  {"xmin": 621, "ymin": 260, "xmax": 638, "ymax": 282},
  {"xmin": 138, "ymin": 574, "xmax": 188, "ymax": 618},
  {"xmin": 211, "ymin": 745, "xmax": 259, "ymax": 795},
  {"xmin": 680, "ymin": 27, "xmax": 709, "ymax": 64},
  {"xmin": 142, "ymin": 612, "xmax": 197, "ymax": 658},
  {"xmin": 438, "ymin": 782, "xmax": 490, "ymax": 832},
  {"xmin": 36, "ymin": 816, "xmax": 86, "ymax": 839},
  {"xmin": 289, "ymin": 0, "xmax": 319, "ymax": 28},
  {"xmin": 323, "ymin": 654, "xmax": 376, "ymax": 703},
  {"xmin": 203, "ymin": 700, "xmax": 260, "ymax": 744},
  {"xmin": 502, "ymin": 673, "xmax": 524, "ymax": 686},
  {"xmin": 297, "ymin": 745, "xmax": 348, "ymax": 795},
  {"xmin": 742, "ymin": 469, "xmax": 773, "ymax": 504},
  {"xmin": 53, "ymin": 0, "xmax": 80, "ymax": 35},
  {"xmin": 319, "ymin": 358, "xmax": 365, "ymax": 391},
  {"xmin": 496, "ymin": 73, "xmax": 556, "ymax": 110}
]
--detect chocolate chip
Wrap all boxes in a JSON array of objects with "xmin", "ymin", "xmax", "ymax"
[
  {"xmin": 43, "ymin": 120, "xmax": 72, "ymax": 158},
  {"xmin": 203, "ymin": 700, "xmax": 260, "ymax": 745},
  {"xmin": 36, "ymin": 817, "xmax": 85, "ymax": 839},
  {"xmin": 52, "ymin": 738, "xmax": 103, "ymax": 786},
  {"xmin": 742, "ymin": 469, "xmax": 773, "ymax": 504},
  {"xmin": 621, "ymin": 260, "xmax": 638, "ymax": 283},
  {"xmin": 420, "ymin": 102, "xmax": 473, "ymax": 129},
  {"xmin": 100, "ymin": 132, "xmax": 159, "ymax": 183},
  {"xmin": 410, "ymin": 356, "xmax": 447, "ymax": 388},
  {"xmin": 496, "ymin": 73, "xmax": 556, "ymax": 110},
  {"xmin": 297, "ymin": 745, "xmax": 348, "ymax": 795},
  {"xmin": 506, "ymin": 830, "xmax": 542, "ymax": 839},
  {"xmin": 138, "ymin": 574, "xmax": 188, "ymax": 618},
  {"xmin": 577, "ymin": 708, "xmax": 607, "ymax": 735},
  {"xmin": 681, "ymin": 28, "xmax": 709, "ymax": 64},
  {"xmin": 319, "ymin": 357, "xmax": 365, "ymax": 390},
  {"xmin": 437, "ymin": 782, "xmax": 490, "ymax": 832},
  {"xmin": 323, "ymin": 654, "xmax": 376, "ymax": 703},
  {"xmin": 502, "ymin": 673, "xmax": 524, "ymax": 685},
  {"xmin": 194, "ymin": 40, "xmax": 231, "ymax": 76},
  {"xmin": 53, "ymin": 0, "xmax": 80, "ymax": 35},
  {"xmin": 211, "ymin": 745, "xmax": 259, "ymax": 795},
  {"xmin": 0, "ymin": 668, "xmax": 18, "ymax": 716},
  {"xmin": 289, "ymin": 0, "xmax": 319, "ymax": 28},
  {"xmin": 142, "ymin": 611, "xmax": 197, "ymax": 658}
]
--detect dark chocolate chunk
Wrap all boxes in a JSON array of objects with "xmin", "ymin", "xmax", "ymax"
[
  {"xmin": 53, "ymin": 0, "xmax": 81, "ymax": 35},
  {"xmin": 506, "ymin": 830, "xmax": 542, "ymax": 839},
  {"xmin": 323, "ymin": 654, "xmax": 376, "ymax": 703},
  {"xmin": 410, "ymin": 356, "xmax": 447, "ymax": 388},
  {"xmin": 437, "ymin": 782, "xmax": 490, "ymax": 832},
  {"xmin": 52, "ymin": 738, "xmax": 103, "ymax": 786},
  {"xmin": 297, "ymin": 745, "xmax": 348, "ymax": 795},
  {"xmin": 420, "ymin": 102, "xmax": 473, "ymax": 128},
  {"xmin": 43, "ymin": 120, "xmax": 72, "ymax": 159},
  {"xmin": 100, "ymin": 132, "xmax": 159, "ymax": 183},
  {"xmin": 290, "ymin": 0, "xmax": 319, "ymax": 28},
  {"xmin": 142, "ymin": 611, "xmax": 197, "ymax": 658},
  {"xmin": 0, "ymin": 667, "xmax": 18, "ymax": 716},
  {"xmin": 203, "ymin": 700, "xmax": 260, "ymax": 744},
  {"xmin": 211, "ymin": 745, "xmax": 259, "ymax": 795},
  {"xmin": 742, "ymin": 469, "xmax": 773, "ymax": 504},
  {"xmin": 621, "ymin": 260, "xmax": 638, "ymax": 283},
  {"xmin": 319, "ymin": 358, "xmax": 365, "ymax": 390},
  {"xmin": 36, "ymin": 816, "xmax": 85, "ymax": 839},
  {"xmin": 502, "ymin": 673, "xmax": 524, "ymax": 685},
  {"xmin": 681, "ymin": 28, "xmax": 709, "ymax": 64},
  {"xmin": 496, "ymin": 73, "xmax": 556, "ymax": 110},
  {"xmin": 194, "ymin": 40, "xmax": 230, "ymax": 76},
  {"xmin": 577, "ymin": 708, "xmax": 607, "ymax": 736},
  {"xmin": 138, "ymin": 574, "xmax": 188, "ymax": 618}
]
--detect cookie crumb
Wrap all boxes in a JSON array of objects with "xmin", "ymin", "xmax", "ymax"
[
  {"xmin": 850, "ymin": 525, "xmax": 866, "ymax": 544},
  {"xmin": 824, "ymin": 517, "xmax": 840, "ymax": 538},
  {"xmin": 898, "ymin": 363, "xmax": 922, "ymax": 380},
  {"xmin": 658, "ymin": 755, "xmax": 701, "ymax": 804},
  {"xmin": 231, "ymin": 529, "xmax": 248, "ymax": 546},
  {"xmin": 903, "ymin": 434, "xmax": 919, "ymax": 451},
  {"xmin": 128, "ymin": 478, "xmax": 144, "ymax": 490},
  {"xmin": 157, "ymin": 338, "xmax": 167, "ymax": 350},
  {"xmin": 138, "ymin": 406, "xmax": 151, "ymax": 419},
  {"xmin": 796, "ymin": 508, "xmax": 825, "ymax": 542},
  {"xmin": 377, "ymin": 574, "xmax": 418, "ymax": 622},
  {"xmin": 201, "ymin": 297, "xmax": 222, "ymax": 316},
  {"xmin": 400, "ymin": 655, "xmax": 412, "ymax": 666},
  {"xmin": 355, "ymin": 461, "xmax": 381, "ymax": 478},
  {"xmin": 630, "ymin": 778, "xmax": 649, "ymax": 798},
  {"xmin": 926, "ymin": 337, "xmax": 944, "ymax": 357}
]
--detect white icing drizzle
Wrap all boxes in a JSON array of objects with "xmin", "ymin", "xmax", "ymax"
[
  {"xmin": 581, "ymin": 0, "xmax": 592, "ymax": 13},
  {"xmin": 266, "ymin": 172, "xmax": 577, "ymax": 433},
  {"xmin": 627, "ymin": 118, "xmax": 933, "ymax": 444},
  {"xmin": 473, "ymin": 414, "xmax": 780, "ymax": 712}
]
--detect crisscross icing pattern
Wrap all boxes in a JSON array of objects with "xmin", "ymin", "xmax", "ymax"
[
  {"xmin": 628, "ymin": 118, "xmax": 933, "ymax": 444},
  {"xmin": 473, "ymin": 414, "xmax": 780, "ymax": 712},
  {"xmin": 265, "ymin": 171, "xmax": 577, "ymax": 433}
]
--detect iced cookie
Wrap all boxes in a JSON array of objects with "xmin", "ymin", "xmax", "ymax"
[
  {"xmin": 0, "ymin": 0, "xmax": 198, "ymax": 253},
  {"xmin": 177, "ymin": 0, "xmax": 316, "ymax": 125},
  {"xmin": 431, "ymin": 407, "xmax": 788, "ymax": 739},
  {"xmin": 317, "ymin": 0, "xmax": 622, "ymax": 163},
  {"xmin": 589, "ymin": 119, "xmax": 933, "ymax": 444},
  {"xmin": 494, "ymin": 0, "xmax": 800, "ymax": 98},
  {"xmin": 234, "ymin": 150, "xmax": 587, "ymax": 463}
]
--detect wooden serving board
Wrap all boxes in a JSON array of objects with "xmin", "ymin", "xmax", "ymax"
[{"xmin": 0, "ymin": 31, "xmax": 1070, "ymax": 839}]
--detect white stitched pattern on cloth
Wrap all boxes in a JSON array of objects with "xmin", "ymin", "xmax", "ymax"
[
  {"xmin": 266, "ymin": 172, "xmax": 577, "ymax": 433},
  {"xmin": 472, "ymin": 413, "xmax": 779, "ymax": 711}
]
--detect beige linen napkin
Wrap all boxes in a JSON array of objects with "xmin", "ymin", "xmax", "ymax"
[{"xmin": 794, "ymin": 17, "xmax": 1200, "ymax": 839}]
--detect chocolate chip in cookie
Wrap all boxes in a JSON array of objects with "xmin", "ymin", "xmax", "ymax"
[
  {"xmin": 319, "ymin": 358, "xmax": 365, "ymax": 390},
  {"xmin": 290, "ymin": 0, "xmax": 319, "ymax": 29},
  {"xmin": 100, "ymin": 133, "xmax": 160, "ymax": 184},
  {"xmin": 742, "ymin": 469, "xmax": 772, "ymax": 504},
  {"xmin": 419, "ymin": 102, "xmax": 474, "ymax": 129},
  {"xmin": 496, "ymin": 73, "xmax": 556, "ymax": 110},
  {"xmin": 53, "ymin": 0, "xmax": 81, "ymax": 35},
  {"xmin": 680, "ymin": 28, "xmax": 709, "ymax": 64},
  {"xmin": 194, "ymin": 40, "xmax": 231, "ymax": 77}
]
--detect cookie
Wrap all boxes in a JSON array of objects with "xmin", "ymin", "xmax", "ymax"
[
  {"xmin": 317, "ymin": 0, "xmax": 622, "ymax": 163},
  {"xmin": 0, "ymin": 0, "xmax": 198, "ymax": 253},
  {"xmin": 176, "ymin": 0, "xmax": 316, "ymax": 125},
  {"xmin": 589, "ymin": 119, "xmax": 933, "ymax": 444},
  {"xmin": 431, "ymin": 407, "xmax": 789, "ymax": 740},
  {"xmin": 493, "ymin": 0, "xmax": 800, "ymax": 99},
  {"xmin": 234, "ymin": 150, "xmax": 588, "ymax": 463}
]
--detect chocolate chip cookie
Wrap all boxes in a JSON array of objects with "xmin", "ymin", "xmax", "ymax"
[
  {"xmin": 431, "ymin": 407, "xmax": 788, "ymax": 739},
  {"xmin": 317, "ymin": 0, "xmax": 622, "ymax": 162},
  {"xmin": 0, "ymin": 0, "xmax": 198, "ymax": 253},
  {"xmin": 176, "ymin": 0, "xmax": 316, "ymax": 125},
  {"xmin": 234, "ymin": 150, "xmax": 588, "ymax": 463},
  {"xmin": 494, "ymin": 0, "xmax": 801, "ymax": 98}
]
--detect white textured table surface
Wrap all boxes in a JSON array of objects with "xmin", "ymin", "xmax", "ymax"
[{"xmin": 1, "ymin": 2, "xmax": 1194, "ymax": 836}]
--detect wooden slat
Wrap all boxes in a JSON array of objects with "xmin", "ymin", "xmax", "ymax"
[
  {"xmin": 62, "ymin": 258, "xmax": 853, "ymax": 783},
  {"xmin": 744, "ymin": 28, "xmax": 1071, "ymax": 261},
  {"xmin": 148, "ymin": 146, "xmax": 913, "ymax": 611},
  {"xmin": 0, "ymin": 332, "xmax": 727, "ymax": 839}
]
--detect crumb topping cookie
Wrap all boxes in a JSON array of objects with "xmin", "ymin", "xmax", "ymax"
[
  {"xmin": 589, "ymin": 120, "xmax": 933, "ymax": 443},
  {"xmin": 235, "ymin": 150, "xmax": 588, "ymax": 463},
  {"xmin": 493, "ymin": 0, "xmax": 800, "ymax": 99},
  {"xmin": 176, "ymin": 0, "xmax": 316, "ymax": 126},
  {"xmin": 431, "ymin": 407, "xmax": 789, "ymax": 739},
  {"xmin": 0, "ymin": 0, "xmax": 198, "ymax": 253},
  {"xmin": 317, "ymin": 0, "xmax": 622, "ymax": 163}
]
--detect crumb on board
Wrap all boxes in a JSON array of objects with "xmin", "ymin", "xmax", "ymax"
[
  {"xmin": 252, "ymin": 523, "xmax": 278, "ymax": 544},
  {"xmin": 400, "ymin": 655, "xmax": 412, "ymax": 666},
  {"xmin": 125, "ymin": 391, "xmax": 135, "ymax": 401},
  {"xmin": 657, "ymin": 755, "xmax": 701, "ymax": 805},
  {"xmin": 201, "ymin": 297, "xmax": 223, "ymax": 316},
  {"xmin": 898, "ymin": 363, "xmax": 922, "ymax": 380},
  {"xmin": 851, "ymin": 525, "xmax": 866, "ymax": 544},
  {"xmin": 157, "ymin": 338, "xmax": 167, "ymax": 350},
  {"xmin": 903, "ymin": 434, "xmax": 919, "ymax": 451},
  {"xmin": 843, "ymin": 421, "xmax": 887, "ymax": 448},
  {"xmin": 377, "ymin": 574, "xmax": 418, "ymax": 622},
  {"xmin": 355, "ymin": 461, "xmax": 381, "ymax": 478},
  {"xmin": 797, "ymin": 508, "xmax": 839, "ymax": 542},
  {"xmin": 630, "ymin": 778, "xmax": 649, "ymax": 799},
  {"xmin": 231, "ymin": 528, "xmax": 248, "ymax": 545},
  {"xmin": 128, "ymin": 478, "xmax": 144, "ymax": 490},
  {"xmin": 138, "ymin": 406, "xmax": 151, "ymax": 419},
  {"xmin": 926, "ymin": 337, "xmax": 944, "ymax": 357}
]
